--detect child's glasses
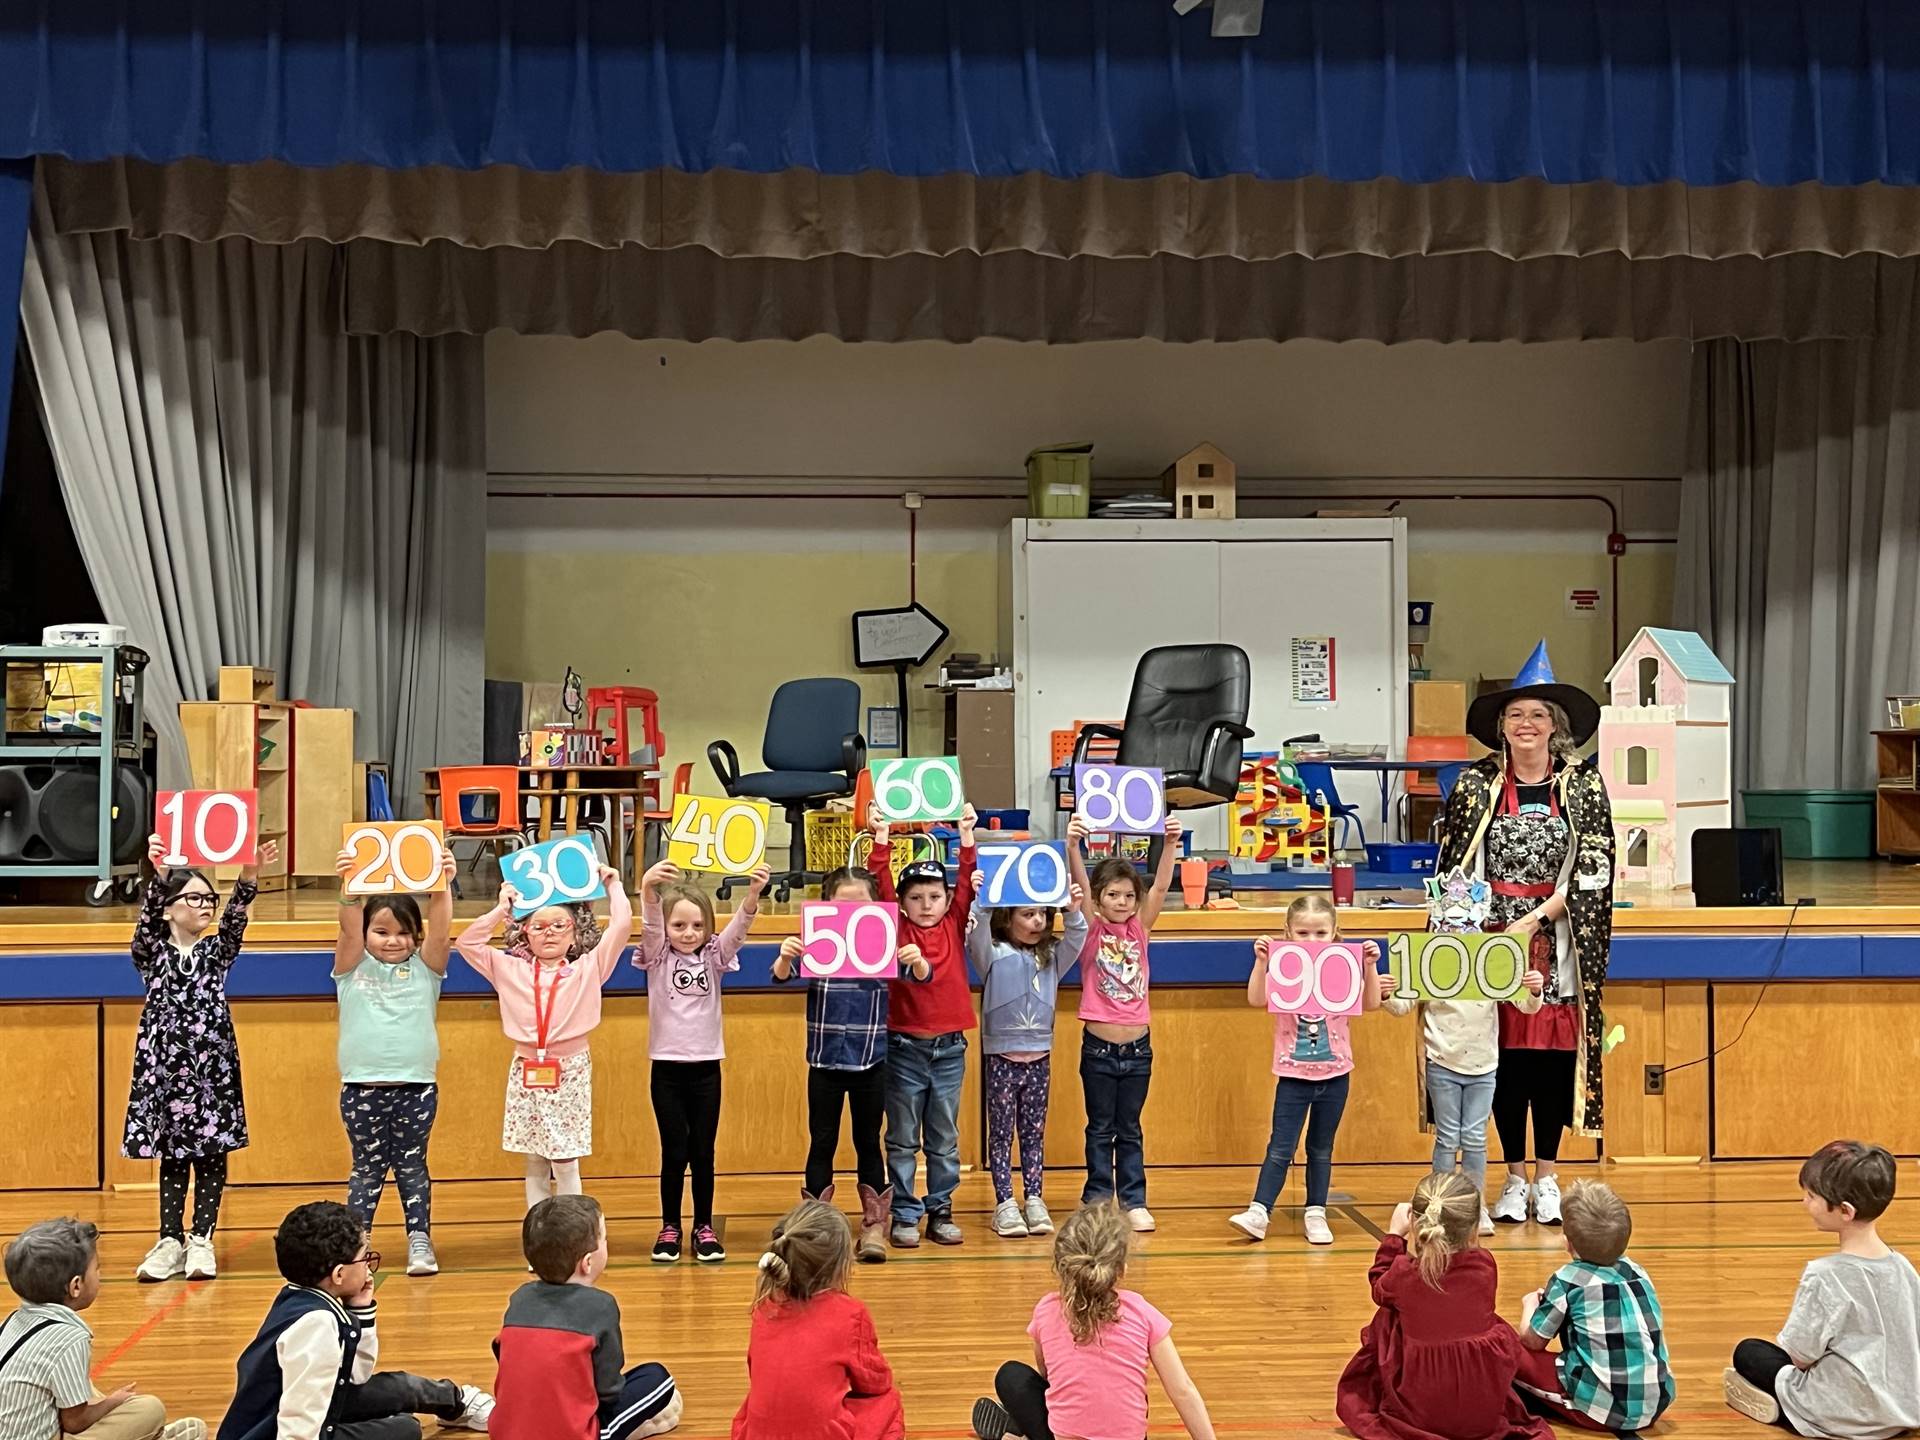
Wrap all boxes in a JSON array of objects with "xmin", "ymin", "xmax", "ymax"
[
  {"xmin": 524, "ymin": 918, "xmax": 575, "ymax": 935},
  {"xmin": 175, "ymin": 893, "xmax": 218, "ymax": 909},
  {"xmin": 354, "ymin": 1249, "xmax": 381, "ymax": 1274}
]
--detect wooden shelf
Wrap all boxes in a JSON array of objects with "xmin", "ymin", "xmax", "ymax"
[{"xmin": 1875, "ymin": 729, "xmax": 1920, "ymax": 855}]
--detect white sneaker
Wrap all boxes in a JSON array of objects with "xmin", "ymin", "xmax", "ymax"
[
  {"xmin": 1489, "ymin": 1174, "xmax": 1531, "ymax": 1224},
  {"xmin": 406, "ymin": 1232, "xmax": 439, "ymax": 1276},
  {"xmin": 183, "ymin": 1234, "xmax": 216, "ymax": 1280},
  {"xmin": 161, "ymin": 1420, "xmax": 209, "ymax": 1440},
  {"xmin": 447, "ymin": 1385, "xmax": 495, "ymax": 1432},
  {"xmin": 136, "ymin": 1236, "xmax": 185, "ymax": 1282},
  {"xmin": 1478, "ymin": 1206, "xmax": 1496, "ymax": 1237},
  {"xmin": 1723, "ymin": 1368, "xmax": 1781, "ymax": 1425},
  {"xmin": 1228, "ymin": 1202, "xmax": 1269, "ymax": 1241},
  {"xmin": 1023, "ymin": 1195, "xmax": 1054, "ymax": 1235},
  {"xmin": 1126, "ymin": 1207, "xmax": 1156, "ymax": 1232},
  {"xmin": 1302, "ymin": 1206, "xmax": 1334, "ymax": 1245},
  {"xmin": 1533, "ymin": 1176, "xmax": 1563, "ymax": 1226},
  {"xmin": 992, "ymin": 1199, "xmax": 1029, "ymax": 1237}
]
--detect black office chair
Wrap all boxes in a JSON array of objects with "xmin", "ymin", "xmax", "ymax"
[
  {"xmin": 1072, "ymin": 643, "xmax": 1253, "ymax": 880},
  {"xmin": 708, "ymin": 677, "xmax": 867, "ymax": 901}
]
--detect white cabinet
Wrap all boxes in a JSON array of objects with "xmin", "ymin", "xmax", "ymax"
[{"xmin": 1004, "ymin": 519, "xmax": 1409, "ymax": 848}]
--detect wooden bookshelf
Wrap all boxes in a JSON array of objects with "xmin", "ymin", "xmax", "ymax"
[
  {"xmin": 1873, "ymin": 729, "xmax": 1920, "ymax": 857},
  {"xmin": 181, "ymin": 700, "xmax": 293, "ymax": 892}
]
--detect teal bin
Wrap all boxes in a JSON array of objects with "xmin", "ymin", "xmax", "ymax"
[{"xmin": 1739, "ymin": 789, "xmax": 1875, "ymax": 860}]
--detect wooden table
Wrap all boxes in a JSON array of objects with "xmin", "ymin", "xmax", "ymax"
[{"xmin": 420, "ymin": 765, "xmax": 662, "ymax": 882}]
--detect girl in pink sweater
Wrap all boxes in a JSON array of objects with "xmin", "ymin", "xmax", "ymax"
[{"xmin": 456, "ymin": 868, "xmax": 633, "ymax": 1209}]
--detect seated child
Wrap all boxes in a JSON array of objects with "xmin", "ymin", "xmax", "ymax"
[
  {"xmin": 492, "ymin": 1195, "xmax": 681, "ymax": 1440},
  {"xmin": 1724, "ymin": 1139, "xmax": 1920, "ymax": 1438},
  {"xmin": 217, "ymin": 1202, "xmax": 494, "ymax": 1440},
  {"xmin": 732, "ymin": 1200, "xmax": 904, "ymax": 1440},
  {"xmin": 1336, "ymin": 1171, "xmax": 1549, "ymax": 1440},
  {"xmin": 2, "ymin": 1217, "xmax": 206, "ymax": 1440},
  {"xmin": 1515, "ymin": 1181, "xmax": 1674, "ymax": 1431}
]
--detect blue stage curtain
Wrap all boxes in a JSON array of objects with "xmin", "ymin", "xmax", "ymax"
[
  {"xmin": 2, "ymin": 1, "xmax": 1919, "ymax": 187},
  {"xmin": 0, "ymin": 159, "xmax": 31, "ymax": 467}
]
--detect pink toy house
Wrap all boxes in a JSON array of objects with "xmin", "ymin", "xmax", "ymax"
[{"xmin": 1599, "ymin": 628, "xmax": 1734, "ymax": 889}]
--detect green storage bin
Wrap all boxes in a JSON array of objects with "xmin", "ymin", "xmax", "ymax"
[
  {"xmin": 1740, "ymin": 789, "xmax": 1875, "ymax": 859},
  {"xmin": 1026, "ymin": 443, "xmax": 1092, "ymax": 518}
]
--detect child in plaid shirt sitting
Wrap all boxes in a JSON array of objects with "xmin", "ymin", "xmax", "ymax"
[{"xmin": 1516, "ymin": 1181, "xmax": 1675, "ymax": 1431}]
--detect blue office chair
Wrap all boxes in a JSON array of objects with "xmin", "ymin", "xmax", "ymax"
[
  {"xmin": 1295, "ymin": 761, "xmax": 1368, "ymax": 852},
  {"xmin": 708, "ymin": 677, "xmax": 867, "ymax": 901}
]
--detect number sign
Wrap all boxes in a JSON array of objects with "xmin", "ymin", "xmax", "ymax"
[
  {"xmin": 502, "ymin": 835, "xmax": 606, "ymax": 916},
  {"xmin": 666, "ymin": 795, "xmax": 770, "ymax": 873},
  {"xmin": 799, "ymin": 901, "xmax": 900, "ymax": 979},
  {"xmin": 1386, "ymin": 931, "xmax": 1528, "ymax": 1003},
  {"xmin": 1265, "ymin": 940, "xmax": 1370, "ymax": 1017},
  {"xmin": 977, "ymin": 841, "xmax": 1071, "ymax": 907},
  {"xmin": 156, "ymin": 790, "xmax": 257, "ymax": 868},
  {"xmin": 868, "ymin": 757, "xmax": 965, "ymax": 823},
  {"xmin": 1073, "ymin": 765, "xmax": 1166, "ymax": 834},
  {"xmin": 342, "ymin": 821, "xmax": 447, "ymax": 895}
]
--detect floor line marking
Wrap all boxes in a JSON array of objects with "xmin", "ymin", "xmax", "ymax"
[{"xmin": 92, "ymin": 1230, "xmax": 264, "ymax": 1378}]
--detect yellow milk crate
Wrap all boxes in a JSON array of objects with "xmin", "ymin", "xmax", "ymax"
[{"xmin": 803, "ymin": 812, "xmax": 942, "ymax": 878}]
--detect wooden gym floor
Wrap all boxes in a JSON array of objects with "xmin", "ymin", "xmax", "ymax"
[{"xmin": 5, "ymin": 1162, "xmax": 1913, "ymax": 1438}]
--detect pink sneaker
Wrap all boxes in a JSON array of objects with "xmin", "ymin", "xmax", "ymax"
[
  {"xmin": 650, "ymin": 1226, "xmax": 681, "ymax": 1263},
  {"xmin": 693, "ymin": 1225, "xmax": 726, "ymax": 1263}
]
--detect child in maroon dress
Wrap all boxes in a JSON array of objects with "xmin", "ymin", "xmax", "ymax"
[
  {"xmin": 732, "ymin": 1200, "xmax": 904, "ymax": 1440},
  {"xmin": 1337, "ymin": 1171, "xmax": 1550, "ymax": 1440}
]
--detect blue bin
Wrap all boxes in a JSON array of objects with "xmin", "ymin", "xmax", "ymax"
[{"xmin": 1364, "ymin": 841, "xmax": 1439, "ymax": 875}]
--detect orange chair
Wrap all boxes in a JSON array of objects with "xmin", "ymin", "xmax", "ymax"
[
  {"xmin": 588, "ymin": 687, "xmax": 664, "ymax": 805},
  {"xmin": 639, "ymin": 762, "xmax": 695, "ymax": 874},
  {"xmin": 1397, "ymin": 735, "xmax": 1471, "ymax": 839},
  {"xmin": 436, "ymin": 765, "xmax": 527, "ymax": 892}
]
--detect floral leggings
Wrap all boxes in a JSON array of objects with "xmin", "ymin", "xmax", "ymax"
[{"xmin": 985, "ymin": 1054, "xmax": 1051, "ymax": 1204}]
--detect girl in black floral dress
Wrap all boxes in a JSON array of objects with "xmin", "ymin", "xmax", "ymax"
[{"xmin": 126, "ymin": 830, "xmax": 277, "ymax": 1283}]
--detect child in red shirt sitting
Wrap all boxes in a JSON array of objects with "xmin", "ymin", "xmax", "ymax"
[
  {"xmin": 732, "ymin": 1200, "xmax": 904, "ymax": 1440},
  {"xmin": 870, "ymin": 805, "xmax": 978, "ymax": 1248},
  {"xmin": 491, "ymin": 1196, "xmax": 681, "ymax": 1440}
]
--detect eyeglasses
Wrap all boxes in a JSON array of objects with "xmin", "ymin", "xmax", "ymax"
[
  {"xmin": 524, "ymin": 919, "xmax": 575, "ymax": 934},
  {"xmin": 174, "ymin": 893, "xmax": 218, "ymax": 909},
  {"xmin": 353, "ymin": 1250, "xmax": 381, "ymax": 1274}
]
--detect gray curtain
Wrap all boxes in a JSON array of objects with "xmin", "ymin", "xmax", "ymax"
[
  {"xmin": 1675, "ymin": 271, "xmax": 1920, "ymax": 797},
  {"xmin": 18, "ymin": 179, "xmax": 484, "ymax": 802}
]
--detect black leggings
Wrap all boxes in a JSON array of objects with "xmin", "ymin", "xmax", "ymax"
[
  {"xmin": 1732, "ymin": 1340, "xmax": 1803, "ymax": 1433},
  {"xmin": 996, "ymin": 1361, "xmax": 1055, "ymax": 1440},
  {"xmin": 159, "ymin": 1153, "xmax": 229, "ymax": 1240},
  {"xmin": 806, "ymin": 1063, "xmax": 888, "ymax": 1195},
  {"xmin": 1492, "ymin": 1047, "xmax": 1576, "ymax": 1164},
  {"xmin": 651, "ymin": 1060, "xmax": 721, "ymax": 1229}
]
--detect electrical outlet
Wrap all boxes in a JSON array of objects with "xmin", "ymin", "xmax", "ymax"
[{"xmin": 1643, "ymin": 1064, "xmax": 1665, "ymax": 1095}]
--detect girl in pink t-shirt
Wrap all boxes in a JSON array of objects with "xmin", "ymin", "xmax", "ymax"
[
  {"xmin": 971, "ymin": 1200, "xmax": 1215, "ymax": 1440},
  {"xmin": 1228, "ymin": 894, "xmax": 1388, "ymax": 1247},
  {"xmin": 455, "ymin": 869, "xmax": 633, "ymax": 1211},
  {"xmin": 1064, "ymin": 814, "xmax": 1182, "ymax": 1233}
]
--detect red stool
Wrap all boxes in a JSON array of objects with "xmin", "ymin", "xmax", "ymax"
[{"xmin": 587, "ymin": 686, "xmax": 665, "ymax": 805}]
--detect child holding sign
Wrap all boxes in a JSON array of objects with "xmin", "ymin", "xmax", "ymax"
[
  {"xmin": 455, "ymin": 866, "xmax": 632, "ymax": 1212},
  {"xmin": 127, "ymin": 831, "xmax": 278, "ymax": 1284},
  {"xmin": 1229, "ymin": 895, "xmax": 1387, "ymax": 1246},
  {"xmin": 870, "ymin": 806, "xmax": 978, "ymax": 1249},
  {"xmin": 968, "ymin": 881, "xmax": 1087, "ymax": 1239},
  {"xmin": 1064, "ymin": 813, "xmax": 1182, "ymax": 1231},
  {"xmin": 632, "ymin": 859, "xmax": 770, "ymax": 1265},
  {"xmin": 773, "ymin": 867, "xmax": 929, "ymax": 1264},
  {"xmin": 1335, "ymin": 1172, "xmax": 1549, "ymax": 1440},
  {"xmin": 331, "ymin": 841, "xmax": 457, "ymax": 1277}
]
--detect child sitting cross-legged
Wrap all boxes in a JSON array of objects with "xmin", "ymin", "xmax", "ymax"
[
  {"xmin": 1515, "ymin": 1181, "xmax": 1674, "ymax": 1431},
  {"xmin": 217, "ymin": 1202, "xmax": 493, "ymax": 1440}
]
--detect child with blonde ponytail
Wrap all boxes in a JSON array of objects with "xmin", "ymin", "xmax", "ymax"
[
  {"xmin": 731, "ymin": 1200, "xmax": 904, "ymax": 1440},
  {"xmin": 1337, "ymin": 1172, "xmax": 1549, "ymax": 1440},
  {"xmin": 971, "ymin": 1200, "xmax": 1216, "ymax": 1440}
]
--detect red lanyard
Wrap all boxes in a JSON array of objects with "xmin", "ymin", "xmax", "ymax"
[
  {"xmin": 528, "ymin": 958, "xmax": 562, "ymax": 1061},
  {"xmin": 1500, "ymin": 767, "xmax": 1560, "ymax": 820}
]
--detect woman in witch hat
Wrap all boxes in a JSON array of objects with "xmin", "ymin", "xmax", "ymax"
[{"xmin": 1437, "ymin": 642, "xmax": 1614, "ymax": 1228}]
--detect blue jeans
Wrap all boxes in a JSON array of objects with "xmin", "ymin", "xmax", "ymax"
[
  {"xmin": 1427, "ymin": 1062, "xmax": 1497, "ymax": 1188},
  {"xmin": 1080, "ymin": 1031, "xmax": 1153, "ymax": 1208},
  {"xmin": 1252, "ymin": 1072, "xmax": 1350, "ymax": 1210},
  {"xmin": 884, "ymin": 1031, "xmax": 967, "ymax": 1223}
]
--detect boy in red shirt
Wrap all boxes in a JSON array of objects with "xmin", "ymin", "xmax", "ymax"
[
  {"xmin": 871, "ymin": 805, "xmax": 977, "ymax": 1249},
  {"xmin": 491, "ymin": 1196, "xmax": 681, "ymax": 1440}
]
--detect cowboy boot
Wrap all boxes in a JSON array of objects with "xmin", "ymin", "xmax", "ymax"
[
  {"xmin": 801, "ymin": 1183, "xmax": 836, "ymax": 1206},
  {"xmin": 856, "ymin": 1184, "xmax": 891, "ymax": 1264}
]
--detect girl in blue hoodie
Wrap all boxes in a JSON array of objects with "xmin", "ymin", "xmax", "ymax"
[{"xmin": 969, "ymin": 884, "xmax": 1087, "ymax": 1239}]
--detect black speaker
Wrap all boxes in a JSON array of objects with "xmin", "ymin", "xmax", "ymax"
[
  {"xmin": 0, "ymin": 761, "xmax": 152, "ymax": 864},
  {"xmin": 1691, "ymin": 827, "xmax": 1785, "ymax": 907}
]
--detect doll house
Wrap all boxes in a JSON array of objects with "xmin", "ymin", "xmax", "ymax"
[
  {"xmin": 1599, "ymin": 628, "xmax": 1734, "ymax": 889},
  {"xmin": 1161, "ymin": 442, "xmax": 1237, "ymax": 520}
]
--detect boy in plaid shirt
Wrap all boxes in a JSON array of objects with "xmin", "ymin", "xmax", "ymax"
[{"xmin": 1516, "ymin": 1180, "xmax": 1675, "ymax": 1431}]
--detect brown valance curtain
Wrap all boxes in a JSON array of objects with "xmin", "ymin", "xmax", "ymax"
[{"xmin": 41, "ymin": 155, "xmax": 1920, "ymax": 263}]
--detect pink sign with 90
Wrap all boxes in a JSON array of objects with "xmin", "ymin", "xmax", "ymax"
[{"xmin": 1264, "ymin": 939, "xmax": 1371, "ymax": 1017}]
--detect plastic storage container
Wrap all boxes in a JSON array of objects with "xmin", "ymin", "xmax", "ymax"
[
  {"xmin": 1364, "ymin": 841, "xmax": 1440, "ymax": 874},
  {"xmin": 1740, "ymin": 789, "xmax": 1875, "ymax": 860},
  {"xmin": 1026, "ymin": 443, "xmax": 1092, "ymax": 518}
]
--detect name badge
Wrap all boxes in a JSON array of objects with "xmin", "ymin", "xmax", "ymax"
[{"xmin": 521, "ymin": 1060, "xmax": 561, "ymax": 1090}]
